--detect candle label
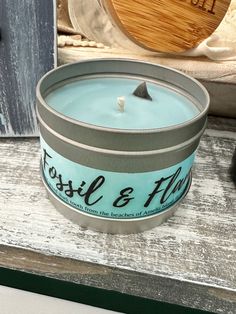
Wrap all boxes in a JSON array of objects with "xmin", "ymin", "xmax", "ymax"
[{"xmin": 41, "ymin": 138, "xmax": 194, "ymax": 219}]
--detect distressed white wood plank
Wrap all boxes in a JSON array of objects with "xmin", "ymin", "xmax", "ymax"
[
  {"xmin": 0, "ymin": 129, "xmax": 236, "ymax": 288},
  {"xmin": 0, "ymin": 118, "xmax": 235, "ymax": 313}
]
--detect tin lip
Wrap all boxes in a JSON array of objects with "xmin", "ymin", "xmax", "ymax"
[
  {"xmin": 41, "ymin": 165, "xmax": 192, "ymax": 224},
  {"xmin": 36, "ymin": 58, "xmax": 210, "ymax": 136},
  {"xmin": 38, "ymin": 109, "xmax": 206, "ymax": 157}
]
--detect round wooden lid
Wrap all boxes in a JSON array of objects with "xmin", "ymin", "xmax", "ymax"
[{"xmin": 105, "ymin": 0, "xmax": 231, "ymax": 53}]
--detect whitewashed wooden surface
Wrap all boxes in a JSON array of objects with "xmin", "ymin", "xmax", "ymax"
[{"xmin": 0, "ymin": 117, "xmax": 235, "ymax": 313}]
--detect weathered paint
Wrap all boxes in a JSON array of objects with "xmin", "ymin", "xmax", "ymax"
[
  {"xmin": 0, "ymin": 117, "xmax": 235, "ymax": 313},
  {"xmin": 0, "ymin": 0, "xmax": 56, "ymax": 136}
]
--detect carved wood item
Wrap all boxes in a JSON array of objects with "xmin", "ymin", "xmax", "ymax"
[{"xmin": 105, "ymin": 0, "xmax": 231, "ymax": 52}]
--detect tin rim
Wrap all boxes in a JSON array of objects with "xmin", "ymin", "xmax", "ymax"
[
  {"xmin": 37, "ymin": 58, "xmax": 209, "ymax": 134},
  {"xmin": 41, "ymin": 164, "xmax": 192, "ymax": 234},
  {"xmin": 38, "ymin": 108, "xmax": 206, "ymax": 157},
  {"xmin": 36, "ymin": 58, "xmax": 209, "ymax": 151}
]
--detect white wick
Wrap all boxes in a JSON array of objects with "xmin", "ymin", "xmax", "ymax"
[{"xmin": 117, "ymin": 96, "xmax": 125, "ymax": 113}]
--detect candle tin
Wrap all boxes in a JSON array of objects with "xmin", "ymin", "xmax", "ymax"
[{"xmin": 36, "ymin": 58, "xmax": 209, "ymax": 234}]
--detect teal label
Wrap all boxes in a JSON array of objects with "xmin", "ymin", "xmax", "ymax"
[{"xmin": 41, "ymin": 138, "xmax": 194, "ymax": 219}]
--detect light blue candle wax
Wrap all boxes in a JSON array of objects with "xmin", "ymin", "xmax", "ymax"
[{"xmin": 46, "ymin": 77, "xmax": 200, "ymax": 129}]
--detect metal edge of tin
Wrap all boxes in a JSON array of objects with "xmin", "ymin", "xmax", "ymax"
[
  {"xmin": 41, "ymin": 165, "xmax": 192, "ymax": 234},
  {"xmin": 38, "ymin": 109, "xmax": 205, "ymax": 172},
  {"xmin": 36, "ymin": 58, "xmax": 210, "ymax": 151}
]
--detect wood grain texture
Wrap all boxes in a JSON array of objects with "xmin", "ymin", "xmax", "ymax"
[
  {"xmin": 0, "ymin": 245, "xmax": 236, "ymax": 314},
  {"xmin": 105, "ymin": 0, "xmax": 230, "ymax": 52},
  {"xmin": 0, "ymin": 0, "xmax": 55, "ymax": 136},
  {"xmin": 0, "ymin": 117, "xmax": 235, "ymax": 313}
]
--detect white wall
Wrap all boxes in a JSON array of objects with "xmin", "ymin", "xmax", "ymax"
[{"xmin": 0, "ymin": 285, "xmax": 122, "ymax": 314}]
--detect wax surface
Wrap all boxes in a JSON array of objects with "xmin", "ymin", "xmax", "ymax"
[{"xmin": 46, "ymin": 77, "xmax": 200, "ymax": 129}]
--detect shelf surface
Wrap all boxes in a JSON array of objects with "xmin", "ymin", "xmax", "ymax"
[{"xmin": 0, "ymin": 116, "xmax": 235, "ymax": 313}]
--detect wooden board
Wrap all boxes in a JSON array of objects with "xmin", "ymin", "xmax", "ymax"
[
  {"xmin": 0, "ymin": 0, "xmax": 56, "ymax": 137},
  {"xmin": 0, "ymin": 117, "xmax": 235, "ymax": 313},
  {"xmin": 105, "ymin": 0, "xmax": 231, "ymax": 52}
]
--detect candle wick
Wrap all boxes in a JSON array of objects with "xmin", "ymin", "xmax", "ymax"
[
  {"xmin": 133, "ymin": 82, "xmax": 152, "ymax": 101},
  {"xmin": 117, "ymin": 96, "xmax": 125, "ymax": 112}
]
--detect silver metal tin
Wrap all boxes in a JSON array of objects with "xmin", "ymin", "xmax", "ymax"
[
  {"xmin": 38, "ymin": 112, "xmax": 206, "ymax": 172},
  {"xmin": 36, "ymin": 58, "xmax": 209, "ymax": 233},
  {"xmin": 37, "ymin": 59, "xmax": 209, "ymax": 152}
]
